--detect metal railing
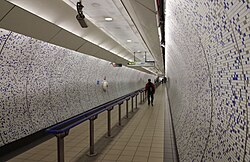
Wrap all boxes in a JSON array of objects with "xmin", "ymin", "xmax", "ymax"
[{"xmin": 46, "ymin": 88, "xmax": 147, "ymax": 162}]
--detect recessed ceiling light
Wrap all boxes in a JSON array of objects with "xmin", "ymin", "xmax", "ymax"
[
  {"xmin": 105, "ymin": 17, "xmax": 113, "ymax": 21},
  {"xmin": 91, "ymin": 3, "xmax": 101, "ymax": 7},
  {"xmin": 137, "ymin": 50, "xmax": 141, "ymax": 53},
  {"xmin": 127, "ymin": 39, "xmax": 132, "ymax": 42}
]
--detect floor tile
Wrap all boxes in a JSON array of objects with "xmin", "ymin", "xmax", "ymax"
[
  {"xmin": 6, "ymin": 86, "xmax": 178, "ymax": 162},
  {"xmin": 132, "ymin": 156, "xmax": 148, "ymax": 162},
  {"xmin": 118, "ymin": 155, "xmax": 134, "ymax": 161}
]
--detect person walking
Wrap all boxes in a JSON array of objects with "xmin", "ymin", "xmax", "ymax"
[{"xmin": 145, "ymin": 79, "xmax": 155, "ymax": 106}]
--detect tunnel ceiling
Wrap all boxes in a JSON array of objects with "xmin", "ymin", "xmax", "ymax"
[{"xmin": 1, "ymin": 0, "xmax": 164, "ymax": 75}]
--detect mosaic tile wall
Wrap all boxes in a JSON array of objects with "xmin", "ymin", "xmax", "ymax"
[
  {"xmin": 166, "ymin": 0, "xmax": 250, "ymax": 161},
  {"xmin": 0, "ymin": 28, "xmax": 154, "ymax": 147}
]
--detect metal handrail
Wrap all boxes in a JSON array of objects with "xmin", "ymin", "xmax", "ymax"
[
  {"xmin": 46, "ymin": 87, "xmax": 146, "ymax": 162},
  {"xmin": 46, "ymin": 88, "xmax": 144, "ymax": 134}
]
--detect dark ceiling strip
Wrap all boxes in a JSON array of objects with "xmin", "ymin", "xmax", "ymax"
[
  {"xmin": 75, "ymin": 40, "xmax": 87, "ymax": 51},
  {"xmin": 0, "ymin": 5, "xmax": 15, "ymax": 22},
  {"xmin": 48, "ymin": 28, "xmax": 62, "ymax": 42}
]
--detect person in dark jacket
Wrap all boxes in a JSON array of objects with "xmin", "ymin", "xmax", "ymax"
[{"xmin": 145, "ymin": 79, "xmax": 155, "ymax": 106}]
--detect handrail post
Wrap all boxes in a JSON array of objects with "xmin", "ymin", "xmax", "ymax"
[
  {"xmin": 55, "ymin": 131, "xmax": 69, "ymax": 162},
  {"xmin": 142, "ymin": 91, "xmax": 145, "ymax": 102},
  {"xmin": 131, "ymin": 96, "xmax": 134, "ymax": 112},
  {"xmin": 135, "ymin": 94, "xmax": 138, "ymax": 108},
  {"xmin": 140, "ymin": 91, "xmax": 142, "ymax": 104},
  {"xmin": 126, "ymin": 98, "xmax": 129, "ymax": 118},
  {"xmin": 88, "ymin": 115, "xmax": 98, "ymax": 156},
  {"xmin": 48, "ymin": 89, "xmax": 151, "ymax": 162},
  {"xmin": 118, "ymin": 103, "xmax": 123, "ymax": 126},
  {"xmin": 107, "ymin": 107, "xmax": 114, "ymax": 137}
]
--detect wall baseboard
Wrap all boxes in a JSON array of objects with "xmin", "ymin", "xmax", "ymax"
[{"xmin": 0, "ymin": 129, "xmax": 53, "ymax": 161}]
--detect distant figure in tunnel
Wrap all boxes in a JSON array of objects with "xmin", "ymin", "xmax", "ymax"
[{"xmin": 145, "ymin": 79, "xmax": 155, "ymax": 106}]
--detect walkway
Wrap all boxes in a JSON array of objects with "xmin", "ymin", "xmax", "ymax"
[{"xmin": 7, "ymin": 85, "xmax": 178, "ymax": 162}]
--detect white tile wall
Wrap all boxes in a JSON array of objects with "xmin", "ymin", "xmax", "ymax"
[
  {"xmin": 166, "ymin": 0, "xmax": 250, "ymax": 161},
  {"xmin": 0, "ymin": 28, "xmax": 155, "ymax": 147}
]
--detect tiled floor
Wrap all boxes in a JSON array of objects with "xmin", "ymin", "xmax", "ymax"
[{"xmin": 7, "ymin": 84, "xmax": 177, "ymax": 162}]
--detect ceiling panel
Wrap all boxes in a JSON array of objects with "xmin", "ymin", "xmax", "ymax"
[
  {"xmin": 0, "ymin": 6, "xmax": 61, "ymax": 42},
  {"xmin": 89, "ymin": 46, "xmax": 128, "ymax": 65},
  {"xmin": 122, "ymin": 0, "xmax": 163, "ymax": 72},
  {"xmin": 49, "ymin": 29, "xmax": 87, "ymax": 51},
  {"xmin": 0, "ymin": 0, "xmax": 14, "ymax": 20},
  {"xmin": 121, "ymin": 53, "xmax": 130, "ymax": 58},
  {"xmin": 99, "ymin": 39, "xmax": 118, "ymax": 50},
  {"xmin": 77, "ymin": 41, "xmax": 101, "ymax": 55},
  {"xmin": 81, "ymin": 0, "xmax": 120, "ymax": 16},
  {"xmin": 132, "ymin": 1, "xmax": 158, "ymax": 39},
  {"xmin": 95, "ymin": 50, "xmax": 116, "ymax": 61},
  {"xmin": 114, "ymin": 57, "xmax": 128, "ymax": 65},
  {"xmin": 118, "ymin": 48, "xmax": 129, "ymax": 56},
  {"xmin": 83, "ymin": 28, "xmax": 110, "ymax": 45},
  {"xmin": 7, "ymin": 0, "xmax": 79, "ymax": 28},
  {"xmin": 135, "ymin": 0, "xmax": 156, "ymax": 12},
  {"xmin": 110, "ymin": 46, "xmax": 125, "ymax": 54}
]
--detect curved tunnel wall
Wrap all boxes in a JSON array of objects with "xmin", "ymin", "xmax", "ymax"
[
  {"xmin": 0, "ymin": 28, "xmax": 155, "ymax": 147},
  {"xmin": 166, "ymin": 0, "xmax": 250, "ymax": 161}
]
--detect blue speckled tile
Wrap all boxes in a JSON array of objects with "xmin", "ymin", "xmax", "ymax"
[
  {"xmin": 0, "ymin": 28, "xmax": 154, "ymax": 146},
  {"xmin": 166, "ymin": 0, "xmax": 250, "ymax": 161}
]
